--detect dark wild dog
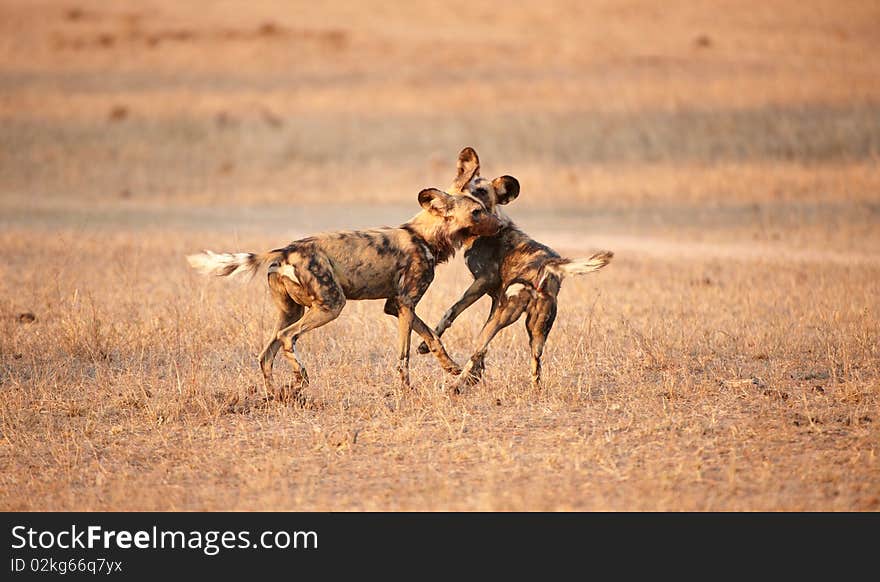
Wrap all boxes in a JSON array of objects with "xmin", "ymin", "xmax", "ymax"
[
  {"xmin": 187, "ymin": 187, "xmax": 501, "ymax": 394},
  {"xmin": 417, "ymin": 148, "xmax": 613, "ymax": 389}
]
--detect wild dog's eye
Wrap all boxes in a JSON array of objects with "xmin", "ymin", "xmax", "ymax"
[
  {"xmin": 471, "ymin": 208, "xmax": 483, "ymax": 219},
  {"xmin": 474, "ymin": 188, "xmax": 488, "ymax": 195}
]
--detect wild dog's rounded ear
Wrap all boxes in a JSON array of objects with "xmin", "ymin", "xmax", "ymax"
[
  {"xmin": 452, "ymin": 147, "xmax": 481, "ymax": 190},
  {"xmin": 492, "ymin": 175, "xmax": 520, "ymax": 205},
  {"xmin": 418, "ymin": 188, "xmax": 452, "ymax": 216}
]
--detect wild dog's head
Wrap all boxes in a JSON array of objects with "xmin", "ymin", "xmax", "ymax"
[
  {"xmin": 448, "ymin": 147, "xmax": 520, "ymax": 217},
  {"xmin": 413, "ymin": 187, "xmax": 502, "ymax": 261},
  {"xmin": 418, "ymin": 187, "xmax": 501, "ymax": 238}
]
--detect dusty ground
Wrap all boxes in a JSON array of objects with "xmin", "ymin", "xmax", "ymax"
[{"xmin": 1, "ymin": 0, "xmax": 878, "ymax": 510}]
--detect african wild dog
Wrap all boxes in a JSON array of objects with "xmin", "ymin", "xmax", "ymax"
[
  {"xmin": 187, "ymin": 187, "xmax": 501, "ymax": 394},
  {"xmin": 417, "ymin": 147, "xmax": 613, "ymax": 389}
]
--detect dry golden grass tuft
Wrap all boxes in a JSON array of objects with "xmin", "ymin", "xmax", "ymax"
[{"xmin": 1, "ymin": 0, "xmax": 879, "ymax": 510}]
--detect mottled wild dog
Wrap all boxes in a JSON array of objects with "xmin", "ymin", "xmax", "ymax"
[
  {"xmin": 417, "ymin": 147, "xmax": 613, "ymax": 389},
  {"xmin": 187, "ymin": 187, "xmax": 501, "ymax": 393}
]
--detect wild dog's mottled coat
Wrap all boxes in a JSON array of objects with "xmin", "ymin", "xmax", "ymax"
[
  {"xmin": 188, "ymin": 187, "xmax": 501, "ymax": 393},
  {"xmin": 418, "ymin": 147, "xmax": 613, "ymax": 389}
]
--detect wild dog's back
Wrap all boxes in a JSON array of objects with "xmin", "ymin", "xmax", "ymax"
[
  {"xmin": 277, "ymin": 228, "xmax": 433, "ymax": 301},
  {"xmin": 473, "ymin": 222, "xmax": 562, "ymax": 290}
]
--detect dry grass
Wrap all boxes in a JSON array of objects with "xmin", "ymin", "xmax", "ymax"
[
  {"xmin": 2, "ymin": 219, "xmax": 877, "ymax": 511},
  {"xmin": 1, "ymin": 0, "xmax": 879, "ymax": 510}
]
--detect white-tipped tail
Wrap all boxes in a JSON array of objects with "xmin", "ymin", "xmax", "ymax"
[
  {"xmin": 540, "ymin": 250, "xmax": 613, "ymax": 287},
  {"xmin": 556, "ymin": 250, "xmax": 614, "ymax": 276},
  {"xmin": 186, "ymin": 250, "xmax": 262, "ymax": 278}
]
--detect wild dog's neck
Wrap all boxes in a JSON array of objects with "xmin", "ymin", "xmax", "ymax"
[
  {"xmin": 460, "ymin": 214, "xmax": 515, "ymax": 251},
  {"xmin": 494, "ymin": 207, "xmax": 514, "ymax": 228},
  {"xmin": 401, "ymin": 211, "xmax": 463, "ymax": 264}
]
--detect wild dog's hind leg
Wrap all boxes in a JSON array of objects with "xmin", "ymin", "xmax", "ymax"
[
  {"xmin": 276, "ymin": 303, "xmax": 343, "ymax": 389},
  {"xmin": 525, "ymin": 294, "xmax": 557, "ymax": 388},
  {"xmin": 259, "ymin": 272, "xmax": 305, "ymax": 393},
  {"xmin": 450, "ymin": 283, "xmax": 533, "ymax": 391},
  {"xmin": 275, "ymin": 255, "xmax": 346, "ymax": 390}
]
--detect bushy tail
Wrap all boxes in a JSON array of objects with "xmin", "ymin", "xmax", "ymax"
[
  {"xmin": 540, "ymin": 250, "xmax": 613, "ymax": 287},
  {"xmin": 186, "ymin": 250, "xmax": 283, "ymax": 278}
]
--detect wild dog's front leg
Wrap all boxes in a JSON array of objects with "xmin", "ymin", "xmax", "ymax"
[
  {"xmin": 450, "ymin": 283, "xmax": 533, "ymax": 393},
  {"xmin": 411, "ymin": 317, "xmax": 461, "ymax": 375},
  {"xmin": 417, "ymin": 276, "xmax": 495, "ymax": 355},
  {"xmin": 436, "ymin": 277, "xmax": 496, "ymax": 336},
  {"xmin": 395, "ymin": 302, "xmax": 415, "ymax": 387},
  {"xmin": 385, "ymin": 300, "xmax": 461, "ymax": 376}
]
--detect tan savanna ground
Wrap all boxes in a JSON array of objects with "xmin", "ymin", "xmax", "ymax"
[{"xmin": 1, "ymin": 0, "xmax": 879, "ymax": 510}]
